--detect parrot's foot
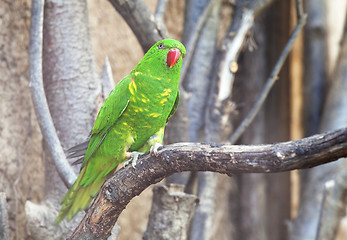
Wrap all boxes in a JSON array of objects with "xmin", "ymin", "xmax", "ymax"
[
  {"xmin": 150, "ymin": 142, "xmax": 163, "ymax": 156},
  {"xmin": 124, "ymin": 151, "xmax": 144, "ymax": 169}
]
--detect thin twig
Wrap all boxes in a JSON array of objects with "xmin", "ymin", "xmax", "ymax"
[
  {"xmin": 229, "ymin": 1, "xmax": 307, "ymax": 144},
  {"xmin": 295, "ymin": 0, "xmax": 304, "ymax": 21},
  {"xmin": 29, "ymin": 0, "xmax": 76, "ymax": 188}
]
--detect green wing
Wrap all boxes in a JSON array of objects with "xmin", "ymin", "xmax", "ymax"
[
  {"xmin": 81, "ymin": 76, "xmax": 131, "ymax": 168},
  {"xmin": 167, "ymin": 90, "xmax": 180, "ymax": 122}
]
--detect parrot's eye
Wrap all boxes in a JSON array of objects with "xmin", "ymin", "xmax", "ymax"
[{"xmin": 158, "ymin": 43, "xmax": 164, "ymax": 49}]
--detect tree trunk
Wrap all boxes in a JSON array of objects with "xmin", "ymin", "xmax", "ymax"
[
  {"xmin": 263, "ymin": 2, "xmax": 291, "ymax": 240},
  {"xmin": 25, "ymin": 0, "xmax": 101, "ymax": 238},
  {"xmin": 302, "ymin": 0, "xmax": 327, "ymax": 137},
  {"xmin": 233, "ymin": 17, "xmax": 267, "ymax": 240},
  {"xmin": 291, "ymin": 11, "xmax": 347, "ymax": 240},
  {"xmin": 143, "ymin": 184, "xmax": 197, "ymax": 240},
  {"xmin": 0, "ymin": 1, "xmax": 44, "ymax": 239}
]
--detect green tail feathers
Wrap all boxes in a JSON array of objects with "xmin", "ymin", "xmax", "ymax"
[{"xmin": 55, "ymin": 167, "xmax": 105, "ymax": 224}]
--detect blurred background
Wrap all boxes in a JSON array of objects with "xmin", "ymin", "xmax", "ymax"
[{"xmin": 0, "ymin": 0, "xmax": 346, "ymax": 239}]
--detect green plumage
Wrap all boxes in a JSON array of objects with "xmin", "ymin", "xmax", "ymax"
[{"xmin": 55, "ymin": 39, "xmax": 186, "ymax": 224}]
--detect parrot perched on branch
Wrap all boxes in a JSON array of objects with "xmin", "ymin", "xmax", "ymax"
[{"xmin": 55, "ymin": 39, "xmax": 186, "ymax": 224}]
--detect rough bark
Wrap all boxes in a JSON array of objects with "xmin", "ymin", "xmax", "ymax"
[
  {"xmin": 69, "ymin": 127, "xmax": 347, "ymax": 239},
  {"xmin": 143, "ymin": 184, "xmax": 198, "ymax": 240}
]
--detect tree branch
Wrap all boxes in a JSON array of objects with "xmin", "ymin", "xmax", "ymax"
[
  {"xmin": 69, "ymin": 127, "xmax": 347, "ymax": 239},
  {"xmin": 155, "ymin": 0, "xmax": 168, "ymax": 23},
  {"xmin": 179, "ymin": 0, "xmax": 217, "ymax": 91},
  {"xmin": 217, "ymin": 8, "xmax": 254, "ymax": 102},
  {"xmin": 216, "ymin": 0, "xmax": 274, "ymax": 102},
  {"xmin": 109, "ymin": 0, "xmax": 168, "ymax": 52},
  {"xmin": 302, "ymin": 0, "xmax": 328, "ymax": 136},
  {"xmin": 29, "ymin": 0, "xmax": 76, "ymax": 188}
]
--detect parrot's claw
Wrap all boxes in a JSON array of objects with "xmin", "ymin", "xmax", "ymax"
[
  {"xmin": 124, "ymin": 151, "xmax": 144, "ymax": 169},
  {"xmin": 123, "ymin": 143, "xmax": 161, "ymax": 169},
  {"xmin": 150, "ymin": 142, "xmax": 163, "ymax": 156}
]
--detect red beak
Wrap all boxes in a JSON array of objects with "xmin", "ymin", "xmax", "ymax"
[{"xmin": 166, "ymin": 48, "xmax": 181, "ymax": 68}]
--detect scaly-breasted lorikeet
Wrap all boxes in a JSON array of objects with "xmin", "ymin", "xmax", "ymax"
[{"xmin": 55, "ymin": 39, "xmax": 186, "ymax": 223}]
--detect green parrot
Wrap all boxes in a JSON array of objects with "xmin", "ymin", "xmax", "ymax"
[{"xmin": 55, "ymin": 39, "xmax": 186, "ymax": 224}]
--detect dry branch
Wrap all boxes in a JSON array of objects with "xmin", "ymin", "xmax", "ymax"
[
  {"xmin": 217, "ymin": 9, "xmax": 254, "ymax": 102},
  {"xmin": 29, "ymin": 0, "xmax": 76, "ymax": 188},
  {"xmin": 69, "ymin": 127, "xmax": 347, "ymax": 239},
  {"xmin": 216, "ymin": 0, "xmax": 274, "ymax": 102}
]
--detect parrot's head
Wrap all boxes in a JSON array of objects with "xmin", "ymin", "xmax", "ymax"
[
  {"xmin": 153, "ymin": 39, "xmax": 186, "ymax": 68},
  {"xmin": 136, "ymin": 39, "xmax": 186, "ymax": 78}
]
